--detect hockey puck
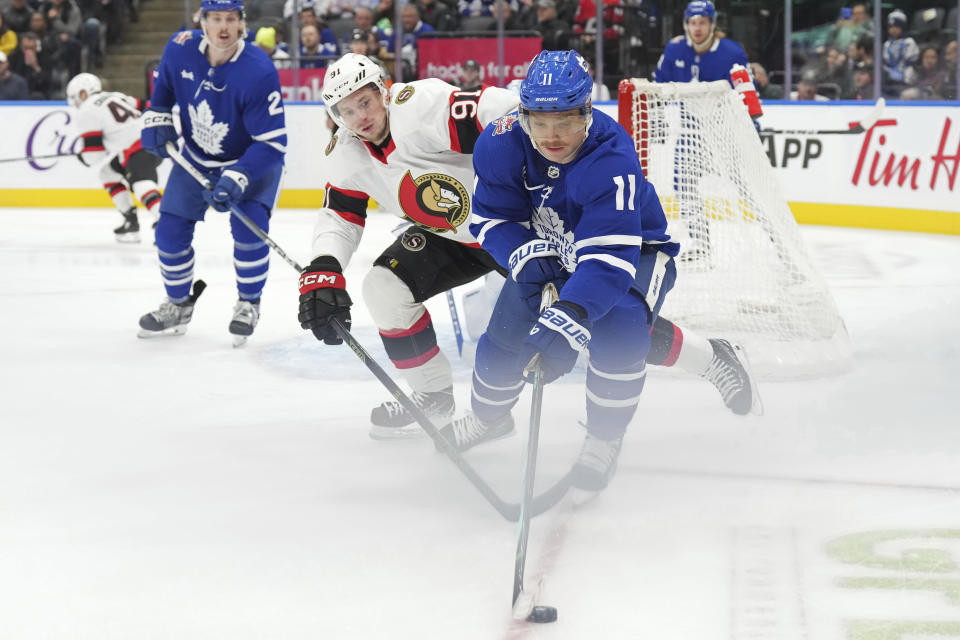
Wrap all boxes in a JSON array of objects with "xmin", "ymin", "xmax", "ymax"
[{"xmin": 526, "ymin": 606, "xmax": 558, "ymax": 623}]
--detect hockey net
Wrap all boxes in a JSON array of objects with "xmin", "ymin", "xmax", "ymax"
[{"xmin": 618, "ymin": 79, "xmax": 851, "ymax": 379}]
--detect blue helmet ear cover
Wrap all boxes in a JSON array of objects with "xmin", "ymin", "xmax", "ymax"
[{"xmin": 519, "ymin": 50, "xmax": 593, "ymax": 116}]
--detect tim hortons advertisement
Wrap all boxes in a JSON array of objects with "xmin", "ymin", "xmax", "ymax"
[
  {"xmin": 417, "ymin": 36, "xmax": 542, "ymax": 85},
  {"xmin": 756, "ymin": 103, "xmax": 958, "ymax": 214}
]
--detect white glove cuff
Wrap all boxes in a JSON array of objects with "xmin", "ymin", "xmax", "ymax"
[
  {"xmin": 508, "ymin": 238, "xmax": 560, "ymax": 280},
  {"xmin": 536, "ymin": 306, "xmax": 591, "ymax": 352},
  {"xmin": 143, "ymin": 110, "xmax": 173, "ymax": 127},
  {"xmin": 222, "ymin": 169, "xmax": 249, "ymax": 193}
]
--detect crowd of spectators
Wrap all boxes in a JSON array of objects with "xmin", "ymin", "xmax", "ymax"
[
  {"xmin": 2, "ymin": 0, "xmax": 959, "ymax": 103},
  {"xmin": 1, "ymin": 0, "xmax": 137, "ymax": 98},
  {"xmin": 788, "ymin": 2, "xmax": 957, "ymax": 101},
  {"xmin": 235, "ymin": 0, "xmax": 657, "ymax": 82}
]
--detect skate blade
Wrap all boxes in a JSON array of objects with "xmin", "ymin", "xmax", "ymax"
[
  {"xmin": 232, "ymin": 335, "xmax": 249, "ymax": 348},
  {"xmin": 137, "ymin": 325, "xmax": 188, "ymax": 339},
  {"xmin": 368, "ymin": 425, "xmax": 430, "ymax": 440},
  {"xmin": 115, "ymin": 233, "xmax": 141, "ymax": 244},
  {"xmin": 570, "ymin": 487, "xmax": 603, "ymax": 507},
  {"xmin": 750, "ymin": 392, "xmax": 764, "ymax": 416},
  {"xmin": 731, "ymin": 343, "xmax": 764, "ymax": 417}
]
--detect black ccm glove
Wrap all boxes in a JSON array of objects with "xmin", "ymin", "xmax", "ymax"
[{"xmin": 298, "ymin": 256, "xmax": 352, "ymax": 345}]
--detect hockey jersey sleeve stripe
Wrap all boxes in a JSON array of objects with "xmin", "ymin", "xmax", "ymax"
[
  {"xmin": 472, "ymin": 217, "xmax": 507, "ymax": 246},
  {"xmin": 447, "ymin": 88, "xmax": 484, "ymax": 154},
  {"xmin": 326, "ymin": 184, "xmax": 370, "ymax": 201},
  {"xmin": 578, "ymin": 253, "xmax": 637, "ymax": 278},
  {"xmin": 252, "ymin": 128, "xmax": 287, "ymax": 141},
  {"xmin": 573, "ymin": 234, "xmax": 645, "ymax": 250},
  {"xmin": 324, "ymin": 183, "xmax": 369, "ymax": 226},
  {"xmin": 262, "ymin": 140, "xmax": 287, "ymax": 153},
  {"xmin": 81, "ymin": 131, "xmax": 105, "ymax": 151}
]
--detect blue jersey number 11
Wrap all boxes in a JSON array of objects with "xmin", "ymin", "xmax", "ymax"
[{"xmin": 612, "ymin": 175, "xmax": 637, "ymax": 211}]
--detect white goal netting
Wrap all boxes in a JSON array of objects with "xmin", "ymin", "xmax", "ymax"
[{"xmin": 618, "ymin": 79, "xmax": 852, "ymax": 379}]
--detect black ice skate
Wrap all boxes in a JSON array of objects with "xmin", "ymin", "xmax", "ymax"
[
  {"xmin": 435, "ymin": 411, "xmax": 514, "ymax": 453},
  {"xmin": 701, "ymin": 338, "xmax": 763, "ymax": 415},
  {"xmin": 570, "ymin": 431, "xmax": 624, "ymax": 494},
  {"xmin": 369, "ymin": 387, "xmax": 455, "ymax": 439},
  {"xmin": 137, "ymin": 280, "xmax": 206, "ymax": 339},
  {"xmin": 229, "ymin": 299, "xmax": 260, "ymax": 347},
  {"xmin": 114, "ymin": 208, "xmax": 140, "ymax": 243}
]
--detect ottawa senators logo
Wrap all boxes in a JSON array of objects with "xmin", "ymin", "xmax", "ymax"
[
  {"xmin": 397, "ymin": 171, "xmax": 470, "ymax": 233},
  {"xmin": 395, "ymin": 86, "xmax": 415, "ymax": 104},
  {"xmin": 325, "ymin": 135, "xmax": 337, "ymax": 156},
  {"xmin": 401, "ymin": 229, "xmax": 427, "ymax": 252}
]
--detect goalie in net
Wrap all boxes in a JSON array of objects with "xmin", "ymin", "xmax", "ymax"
[{"xmin": 617, "ymin": 78, "xmax": 852, "ymax": 379}]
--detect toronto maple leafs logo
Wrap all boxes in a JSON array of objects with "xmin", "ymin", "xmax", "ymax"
[
  {"xmin": 188, "ymin": 100, "xmax": 229, "ymax": 156},
  {"xmin": 532, "ymin": 206, "xmax": 577, "ymax": 272}
]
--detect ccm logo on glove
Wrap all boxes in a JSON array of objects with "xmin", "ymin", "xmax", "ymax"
[
  {"xmin": 143, "ymin": 111, "xmax": 174, "ymax": 127},
  {"xmin": 298, "ymin": 271, "xmax": 345, "ymax": 293},
  {"xmin": 535, "ymin": 307, "xmax": 591, "ymax": 350}
]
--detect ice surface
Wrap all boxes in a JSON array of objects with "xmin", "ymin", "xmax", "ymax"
[{"xmin": 1, "ymin": 208, "xmax": 958, "ymax": 639}]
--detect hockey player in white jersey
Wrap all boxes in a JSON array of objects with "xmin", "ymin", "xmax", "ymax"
[
  {"xmin": 299, "ymin": 53, "xmax": 759, "ymax": 441},
  {"xmin": 299, "ymin": 53, "xmax": 517, "ymax": 439},
  {"xmin": 66, "ymin": 73, "xmax": 163, "ymax": 243}
]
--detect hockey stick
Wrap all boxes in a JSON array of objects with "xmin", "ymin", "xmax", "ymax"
[
  {"xmin": 512, "ymin": 283, "xmax": 559, "ymax": 624},
  {"xmin": 0, "ymin": 152, "xmax": 77, "ymax": 164},
  {"xmin": 165, "ymin": 141, "xmax": 570, "ymax": 522},
  {"xmin": 761, "ymin": 97, "xmax": 886, "ymax": 135},
  {"xmin": 445, "ymin": 290, "xmax": 464, "ymax": 357}
]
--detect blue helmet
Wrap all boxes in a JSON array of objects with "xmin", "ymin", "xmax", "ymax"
[
  {"xmin": 519, "ymin": 50, "xmax": 593, "ymax": 115},
  {"xmin": 684, "ymin": 0, "xmax": 716, "ymax": 22},
  {"xmin": 200, "ymin": 0, "xmax": 245, "ymax": 18}
]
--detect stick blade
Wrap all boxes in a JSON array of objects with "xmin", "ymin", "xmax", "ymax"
[
  {"xmin": 859, "ymin": 97, "xmax": 886, "ymax": 131},
  {"xmin": 512, "ymin": 591, "xmax": 535, "ymax": 620}
]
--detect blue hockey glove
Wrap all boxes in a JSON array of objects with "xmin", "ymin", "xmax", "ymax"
[
  {"xmin": 141, "ymin": 108, "xmax": 177, "ymax": 158},
  {"xmin": 509, "ymin": 239, "xmax": 569, "ymax": 314},
  {"xmin": 202, "ymin": 169, "xmax": 249, "ymax": 213},
  {"xmin": 518, "ymin": 301, "xmax": 592, "ymax": 384}
]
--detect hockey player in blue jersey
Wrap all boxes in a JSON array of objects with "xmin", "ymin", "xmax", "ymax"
[
  {"xmin": 137, "ymin": 0, "xmax": 286, "ymax": 345},
  {"xmin": 654, "ymin": 0, "xmax": 748, "ymax": 84},
  {"xmin": 437, "ymin": 50, "xmax": 680, "ymax": 492},
  {"xmin": 654, "ymin": 1, "xmax": 757, "ymax": 266}
]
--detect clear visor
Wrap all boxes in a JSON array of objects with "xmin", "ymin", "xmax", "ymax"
[{"xmin": 519, "ymin": 106, "xmax": 592, "ymax": 139}]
